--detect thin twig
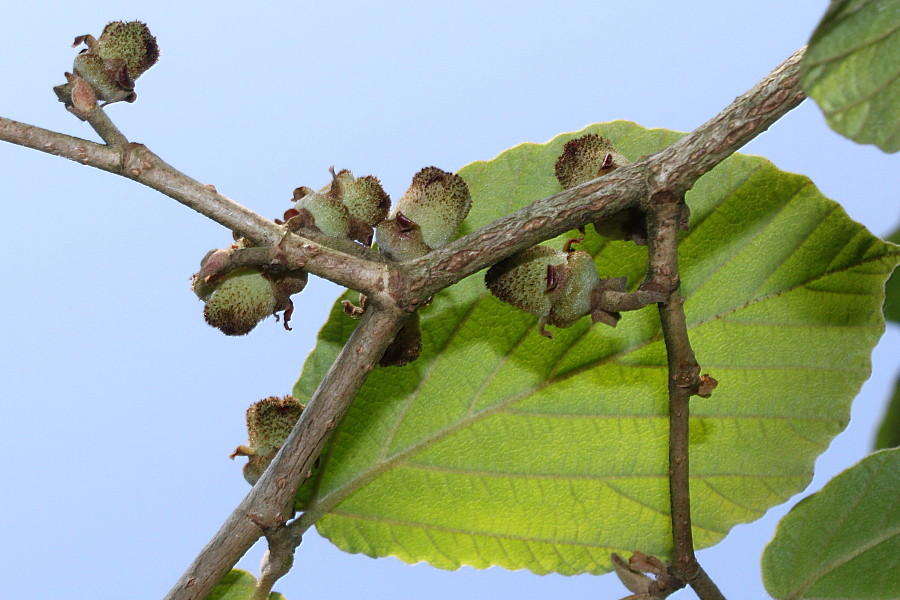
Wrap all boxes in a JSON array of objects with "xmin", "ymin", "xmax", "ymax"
[
  {"xmin": 0, "ymin": 118, "xmax": 390, "ymax": 297},
  {"xmin": 252, "ymin": 525, "xmax": 302, "ymax": 600},
  {"xmin": 85, "ymin": 106, "xmax": 128, "ymax": 147},
  {"xmin": 164, "ymin": 304, "xmax": 409, "ymax": 600},
  {"xmin": 644, "ymin": 191, "xmax": 725, "ymax": 600}
]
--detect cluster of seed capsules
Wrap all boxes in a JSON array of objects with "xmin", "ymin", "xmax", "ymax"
[
  {"xmin": 192, "ymin": 164, "xmax": 472, "ymax": 366},
  {"xmin": 194, "ymin": 132, "xmax": 652, "ymax": 368},
  {"xmin": 227, "ymin": 134, "xmax": 654, "ymax": 483}
]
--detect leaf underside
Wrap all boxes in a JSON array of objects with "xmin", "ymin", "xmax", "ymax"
[
  {"xmin": 801, "ymin": 0, "xmax": 900, "ymax": 152},
  {"xmin": 762, "ymin": 448, "xmax": 900, "ymax": 599},
  {"xmin": 292, "ymin": 121, "xmax": 899, "ymax": 576}
]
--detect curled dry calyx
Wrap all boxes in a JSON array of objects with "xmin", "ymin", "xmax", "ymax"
[
  {"xmin": 555, "ymin": 133, "xmax": 651, "ymax": 245},
  {"xmin": 287, "ymin": 167, "xmax": 390, "ymax": 246},
  {"xmin": 191, "ymin": 243, "xmax": 308, "ymax": 336},
  {"xmin": 53, "ymin": 21, "xmax": 159, "ymax": 118},
  {"xmin": 194, "ymin": 165, "xmax": 470, "ymax": 368},
  {"xmin": 485, "ymin": 239, "xmax": 666, "ymax": 339},
  {"xmin": 231, "ymin": 396, "xmax": 306, "ymax": 486}
]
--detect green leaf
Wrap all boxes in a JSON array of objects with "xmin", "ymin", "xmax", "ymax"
[
  {"xmin": 884, "ymin": 225, "xmax": 900, "ymax": 323},
  {"xmin": 207, "ymin": 569, "xmax": 286, "ymax": 600},
  {"xmin": 293, "ymin": 122, "xmax": 900, "ymax": 575},
  {"xmin": 801, "ymin": 0, "xmax": 900, "ymax": 152},
  {"xmin": 762, "ymin": 449, "xmax": 900, "ymax": 599},
  {"xmin": 875, "ymin": 372, "xmax": 900, "ymax": 450}
]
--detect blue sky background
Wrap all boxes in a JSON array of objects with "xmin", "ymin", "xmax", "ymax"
[{"xmin": 1, "ymin": 2, "xmax": 897, "ymax": 598}]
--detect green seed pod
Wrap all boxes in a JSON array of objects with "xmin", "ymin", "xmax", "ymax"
[
  {"xmin": 391, "ymin": 167, "xmax": 471, "ymax": 250},
  {"xmin": 329, "ymin": 169, "xmax": 391, "ymax": 229},
  {"xmin": 291, "ymin": 168, "xmax": 390, "ymax": 245},
  {"xmin": 554, "ymin": 134, "xmax": 648, "ymax": 244},
  {"xmin": 547, "ymin": 249, "xmax": 600, "ymax": 329},
  {"xmin": 374, "ymin": 212, "xmax": 432, "ymax": 261},
  {"xmin": 293, "ymin": 188, "xmax": 353, "ymax": 239},
  {"xmin": 202, "ymin": 267, "xmax": 278, "ymax": 336},
  {"xmin": 486, "ymin": 242, "xmax": 601, "ymax": 338},
  {"xmin": 554, "ymin": 134, "xmax": 628, "ymax": 189},
  {"xmin": 94, "ymin": 21, "xmax": 159, "ymax": 81},
  {"xmin": 485, "ymin": 245, "xmax": 564, "ymax": 319},
  {"xmin": 69, "ymin": 21, "xmax": 159, "ymax": 105},
  {"xmin": 192, "ymin": 244, "xmax": 308, "ymax": 335},
  {"xmin": 231, "ymin": 396, "xmax": 305, "ymax": 485}
]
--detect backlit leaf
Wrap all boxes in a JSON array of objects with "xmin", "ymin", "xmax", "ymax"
[
  {"xmin": 762, "ymin": 449, "xmax": 900, "ymax": 599},
  {"xmin": 293, "ymin": 122, "xmax": 899, "ymax": 575},
  {"xmin": 801, "ymin": 0, "xmax": 900, "ymax": 152},
  {"xmin": 207, "ymin": 569, "xmax": 286, "ymax": 600}
]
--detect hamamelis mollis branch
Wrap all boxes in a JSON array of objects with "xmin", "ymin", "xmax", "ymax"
[
  {"xmin": 0, "ymin": 116, "xmax": 389, "ymax": 300},
  {"xmin": 0, "ymin": 46, "xmax": 806, "ymax": 600},
  {"xmin": 403, "ymin": 47, "xmax": 806, "ymax": 301},
  {"xmin": 166, "ymin": 304, "xmax": 409, "ymax": 600}
]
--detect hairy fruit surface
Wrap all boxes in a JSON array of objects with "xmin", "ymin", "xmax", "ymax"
[
  {"xmin": 231, "ymin": 396, "xmax": 306, "ymax": 485},
  {"xmin": 56, "ymin": 21, "xmax": 159, "ymax": 112},
  {"xmin": 554, "ymin": 134, "xmax": 648, "ymax": 244},
  {"xmin": 486, "ymin": 243, "xmax": 601, "ymax": 337},
  {"xmin": 200, "ymin": 267, "xmax": 278, "ymax": 336},
  {"xmin": 375, "ymin": 167, "xmax": 471, "ymax": 260}
]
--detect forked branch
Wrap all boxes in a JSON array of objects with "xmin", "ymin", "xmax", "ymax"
[{"xmin": 0, "ymin": 46, "xmax": 807, "ymax": 600}]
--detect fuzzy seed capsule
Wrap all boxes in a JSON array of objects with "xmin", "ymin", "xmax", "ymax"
[
  {"xmin": 554, "ymin": 134, "xmax": 648, "ymax": 243},
  {"xmin": 554, "ymin": 134, "xmax": 628, "ymax": 189},
  {"xmin": 231, "ymin": 396, "xmax": 306, "ymax": 485},
  {"xmin": 94, "ymin": 21, "xmax": 159, "ymax": 81},
  {"xmin": 192, "ymin": 258, "xmax": 308, "ymax": 336},
  {"xmin": 200, "ymin": 267, "xmax": 278, "ymax": 336},
  {"xmin": 374, "ymin": 213, "xmax": 432, "ymax": 261},
  {"xmin": 375, "ymin": 167, "xmax": 471, "ymax": 260},
  {"xmin": 58, "ymin": 21, "xmax": 159, "ymax": 109},
  {"xmin": 392, "ymin": 167, "xmax": 471, "ymax": 249},
  {"xmin": 292, "ymin": 168, "xmax": 390, "ymax": 245},
  {"xmin": 486, "ymin": 243, "xmax": 601, "ymax": 338}
]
